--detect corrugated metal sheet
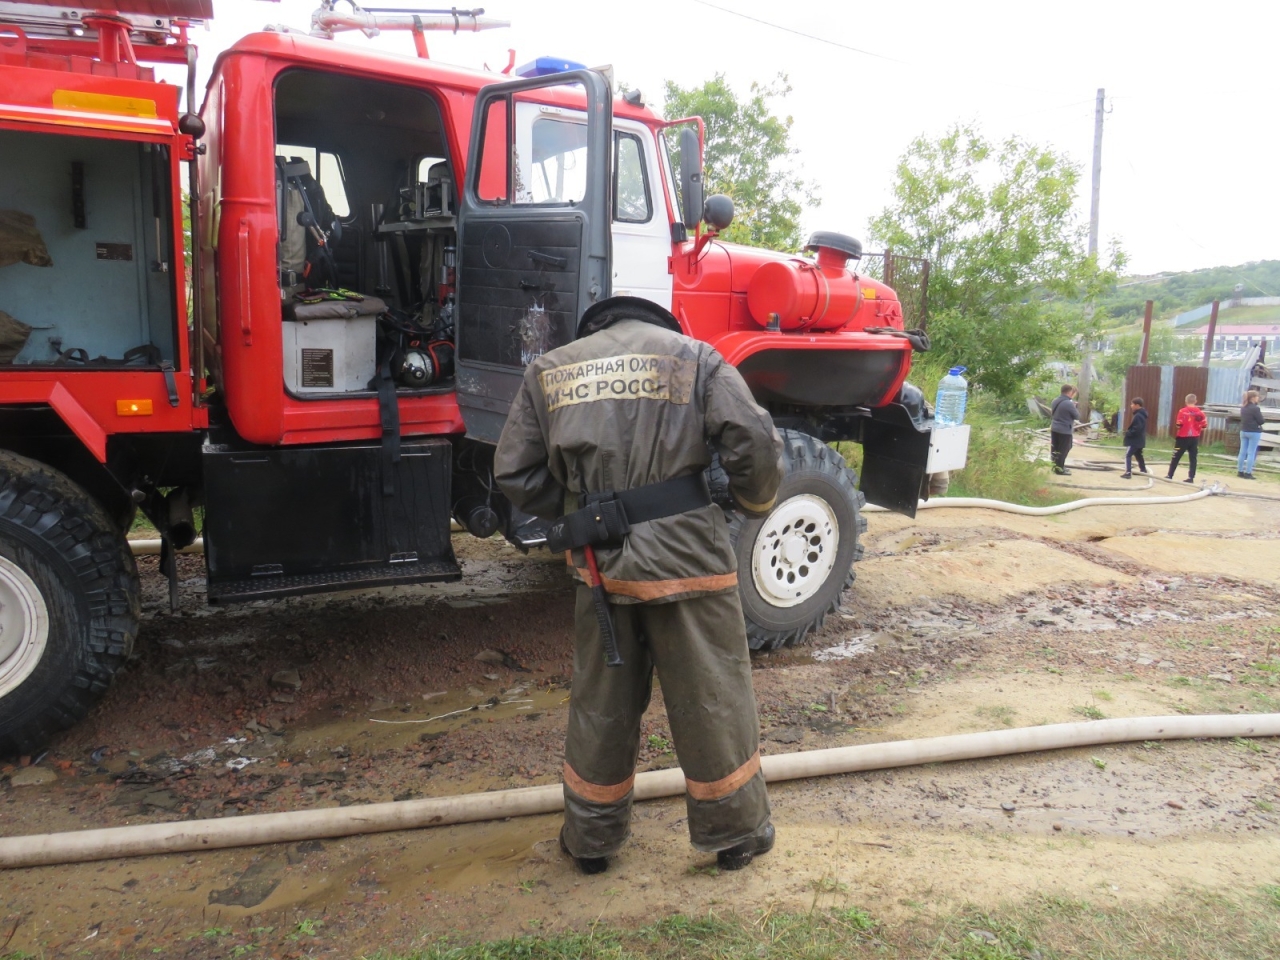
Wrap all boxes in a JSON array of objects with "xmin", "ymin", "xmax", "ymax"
[
  {"xmin": 1205, "ymin": 345, "xmax": 1261, "ymax": 446},
  {"xmin": 1171, "ymin": 367, "xmax": 1210, "ymax": 438},
  {"xmin": 1127, "ymin": 361, "xmax": 1259, "ymax": 444},
  {"xmin": 1123, "ymin": 365, "xmax": 1162, "ymax": 433}
]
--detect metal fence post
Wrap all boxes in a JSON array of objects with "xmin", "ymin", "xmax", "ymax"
[
  {"xmin": 1202, "ymin": 300, "xmax": 1219, "ymax": 367},
  {"xmin": 1139, "ymin": 300, "xmax": 1153, "ymax": 364}
]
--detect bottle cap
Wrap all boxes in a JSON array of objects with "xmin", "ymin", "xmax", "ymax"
[{"xmin": 948, "ymin": 366, "xmax": 967, "ymax": 376}]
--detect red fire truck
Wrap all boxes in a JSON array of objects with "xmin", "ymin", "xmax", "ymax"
[{"xmin": 0, "ymin": 0, "xmax": 966, "ymax": 753}]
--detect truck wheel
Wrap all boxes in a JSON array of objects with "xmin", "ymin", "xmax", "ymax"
[
  {"xmin": 0, "ymin": 452, "xmax": 140, "ymax": 757},
  {"xmin": 727, "ymin": 430, "xmax": 865, "ymax": 651}
]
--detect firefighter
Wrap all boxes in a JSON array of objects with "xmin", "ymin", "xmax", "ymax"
[{"xmin": 494, "ymin": 297, "xmax": 783, "ymax": 874}]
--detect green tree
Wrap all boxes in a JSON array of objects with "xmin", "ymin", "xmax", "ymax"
[
  {"xmin": 663, "ymin": 73, "xmax": 816, "ymax": 251},
  {"xmin": 1098, "ymin": 326, "xmax": 1195, "ymax": 383},
  {"xmin": 869, "ymin": 124, "xmax": 1124, "ymax": 398}
]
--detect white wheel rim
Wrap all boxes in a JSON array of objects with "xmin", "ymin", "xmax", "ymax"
[
  {"xmin": 750, "ymin": 494, "xmax": 840, "ymax": 608},
  {"xmin": 0, "ymin": 554, "xmax": 50, "ymax": 699}
]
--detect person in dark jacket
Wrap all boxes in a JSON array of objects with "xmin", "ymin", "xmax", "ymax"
[
  {"xmin": 1049, "ymin": 384, "xmax": 1080, "ymax": 475},
  {"xmin": 1167, "ymin": 393, "xmax": 1208, "ymax": 482},
  {"xmin": 494, "ymin": 297, "xmax": 783, "ymax": 876},
  {"xmin": 1238, "ymin": 390, "xmax": 1265, "ymax": 479},
  {"xmin": 1121, "ymin": 397, "xmax": 1148, "ymax": 478}
]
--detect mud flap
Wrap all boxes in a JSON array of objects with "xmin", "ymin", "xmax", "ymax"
[{"xmin": 858, "ymin": 403, "xmax": 932, "ymax": 518}]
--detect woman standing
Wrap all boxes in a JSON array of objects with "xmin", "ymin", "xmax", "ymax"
[
  {"xmin": 1238, "ymin": 390, "xmax": 1265, "ymax": 480},
  {"xmin": 1166, "ymin": 393, "xmax": 1208, "ymax": 483}
]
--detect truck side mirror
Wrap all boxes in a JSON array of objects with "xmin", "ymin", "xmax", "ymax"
[
  {"xmin": 178, "ymin": 113, "xmax": 205, "ymax": 138},
  {"xmin": 679, "ymin": 126, "xmax": 703, "ymax": 231},
  {"xmin": 703, "ymin": 194, "xmax": 734, "ymax": 231}
]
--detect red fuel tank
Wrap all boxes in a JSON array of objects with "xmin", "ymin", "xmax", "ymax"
[{"xmin": 746, "ymin": 233, "xmax": 864, "ymax": 331}]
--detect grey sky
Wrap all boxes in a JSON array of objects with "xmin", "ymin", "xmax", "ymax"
[{"xmin": 181, "ymin": 0, "xmax": 1279, "ymax": 276}]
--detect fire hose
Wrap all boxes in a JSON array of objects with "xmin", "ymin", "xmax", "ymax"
[
  {"xmin": 2, "ymin": 713, "xmax": 1276, "ymax": 869},
  {"xmin": 863, "ymin": 484, "xmax": 1219, "ymax": 517},
  {"xmin": 128, "ymin": 485, "xmax": 1219, "ymax": 557}
]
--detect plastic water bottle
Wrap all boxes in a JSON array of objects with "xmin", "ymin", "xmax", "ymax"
[{"xmin": 935, "ymin": 366, "xmax": 968, "ymax": 427}]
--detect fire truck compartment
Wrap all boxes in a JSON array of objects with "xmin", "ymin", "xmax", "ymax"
[
  {"xmin": 273, "ymin": 69, "xmax": 456, "ymax": 396},
  {"xmin": 0, "ymin": 128, "xmax": 177, "ymax": 366},
  {"xmin": 202, "ymin": 436, "xmax": 459, "ymax": 602}
]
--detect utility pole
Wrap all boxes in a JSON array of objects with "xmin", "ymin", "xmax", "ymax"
[
  {"xmin": 1089, "ymin": 88, "xmax": 1105, "ymax": 257},
  {"xmin": 1079, "ymin": 88, "xmax": 1106, "ymax": 419}
]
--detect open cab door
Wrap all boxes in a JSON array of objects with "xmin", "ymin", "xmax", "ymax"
[{"xmin": 454, "ymin": 70, "xmax": 613, "ymax": 441}]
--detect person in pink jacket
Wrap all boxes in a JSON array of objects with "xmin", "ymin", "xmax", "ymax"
[{"xmin": 1166, "ymin": 393, "xmax": 1208, "ymax": 483}]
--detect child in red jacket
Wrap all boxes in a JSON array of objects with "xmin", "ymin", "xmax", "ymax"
[{"xmin": 1166, "ymin": 393, "xmax": 1208, "ymax": 482}]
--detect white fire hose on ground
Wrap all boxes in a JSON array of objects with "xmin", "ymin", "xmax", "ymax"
[
  {"xmin": 865, "ymin": 484, "xmax": 1219, "ymax": 517},
  {"xmin": 129, "ymin": 487, "xmax": 1219, "ymax": 556},
  {"xmin": 2, "ymin": 714, "xmax": 1276, "ymax": 869}
]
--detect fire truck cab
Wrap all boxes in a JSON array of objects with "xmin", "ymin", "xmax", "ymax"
[{"xmin": 0, "ymin": 0, "xmax": 963, "ymax": 754}]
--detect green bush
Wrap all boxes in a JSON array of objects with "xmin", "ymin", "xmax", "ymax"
[{"xmin": 947, "ymin": 402, "xmax": 1068, "ymax": 506}]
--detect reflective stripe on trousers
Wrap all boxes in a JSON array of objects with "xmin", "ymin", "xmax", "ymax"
[{"xmin": 561, "ymin": 587, "xmax": 770, "ymax": 857}]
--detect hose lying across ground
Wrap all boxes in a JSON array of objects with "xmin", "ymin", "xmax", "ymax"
[
  {"xmin": 133, "ymin": 486, "xmax": 1217, "ymax": 555},
  {"xmin": 865, "ymin": 484, "xmax": 1219, "ymax": 517},
  {"xmin": 3, "ymin": 714, "xmax": 1277, "ymax": 869}
]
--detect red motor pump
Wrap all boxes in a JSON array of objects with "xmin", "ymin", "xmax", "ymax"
[{"xmin": 746, "ymin": 232, "xmax": 865, "ymax": 331}]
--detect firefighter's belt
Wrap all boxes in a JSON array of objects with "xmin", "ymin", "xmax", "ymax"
[{"xmin": 546, "ymin": 473, "xmax": 712, "ymax": 554}]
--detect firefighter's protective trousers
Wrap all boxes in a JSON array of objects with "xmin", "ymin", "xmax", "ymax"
[{"xmin": 562, "ymin": 586, "xmax": 769, "ymax": 857}]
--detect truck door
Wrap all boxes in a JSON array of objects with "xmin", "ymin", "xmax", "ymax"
[{"xmin": 454, "ymin": 71, "xmax": 613, "ymax": 442}]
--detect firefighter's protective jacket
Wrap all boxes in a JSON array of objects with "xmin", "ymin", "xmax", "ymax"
[{"xmin": 495, "ymin": 317, "xmax": 783, "ymax": 604}]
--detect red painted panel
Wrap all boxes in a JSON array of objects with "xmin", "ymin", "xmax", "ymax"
[{"xmin": 0, "ymin": 372, "xmax": 200, "ymax": 461}]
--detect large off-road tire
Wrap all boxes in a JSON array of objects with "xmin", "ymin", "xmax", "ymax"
[
  {"xmin": 0, "ymin": 452, "xmax": 140, "ymax": 757},
  {"xmin": 727, "ymin": 430, "xmax": 865, "ymax": 651}
]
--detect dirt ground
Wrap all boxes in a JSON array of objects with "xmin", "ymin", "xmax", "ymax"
[{"xmin": 2, "ymin": 456, "xmax": 1279, "ymax": 958}]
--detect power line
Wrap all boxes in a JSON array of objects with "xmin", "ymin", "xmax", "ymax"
[
  {"xmin": 688, "ymin": 0, "xmax": 905, "ymax": 64},
  {"xmin": 688, "ymin": 0, "xmax": 1080, "ymax": 97}
]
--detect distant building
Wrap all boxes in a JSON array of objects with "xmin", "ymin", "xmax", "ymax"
[{"xmin": 1177, "ymin": 323, "xmax": 1280, "ymax": 358}]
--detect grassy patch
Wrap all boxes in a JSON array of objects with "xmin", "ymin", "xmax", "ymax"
[
  {"xmin": 975, "ymin": 705, "xmax": 1017, "ymax": 727},
  {"xmin": 946, "ymin": 405, "xmax": 1070, "ymax": 507},
  {"xmin": 374, "ymin": 891, "xmax": 1280, "ymax": 960}
]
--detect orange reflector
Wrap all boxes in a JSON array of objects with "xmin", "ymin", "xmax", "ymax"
[
  {"xmin": 52, "ymin": 90, "xmax": 158, "ymax": 119},
  {"xmin": 116, "ymin": 399, "xmax": 154, "ymax": 416},
  {"xmin": 862, "ymin": 287, "xmax": 878, "ymax": 299}
]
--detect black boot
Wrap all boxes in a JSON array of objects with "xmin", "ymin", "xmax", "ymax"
[
  {"xmin": 716, "ymin": 822, "xmax": 776, "ymax": 871},
  {"xmin": 560, "ymin": 827, "xmax": 609, "ymax": 875}
]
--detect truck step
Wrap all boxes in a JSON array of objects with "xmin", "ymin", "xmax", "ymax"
[{"xmin": 207, "ymin": 558, "xmax": 461, "ymax": 604}]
